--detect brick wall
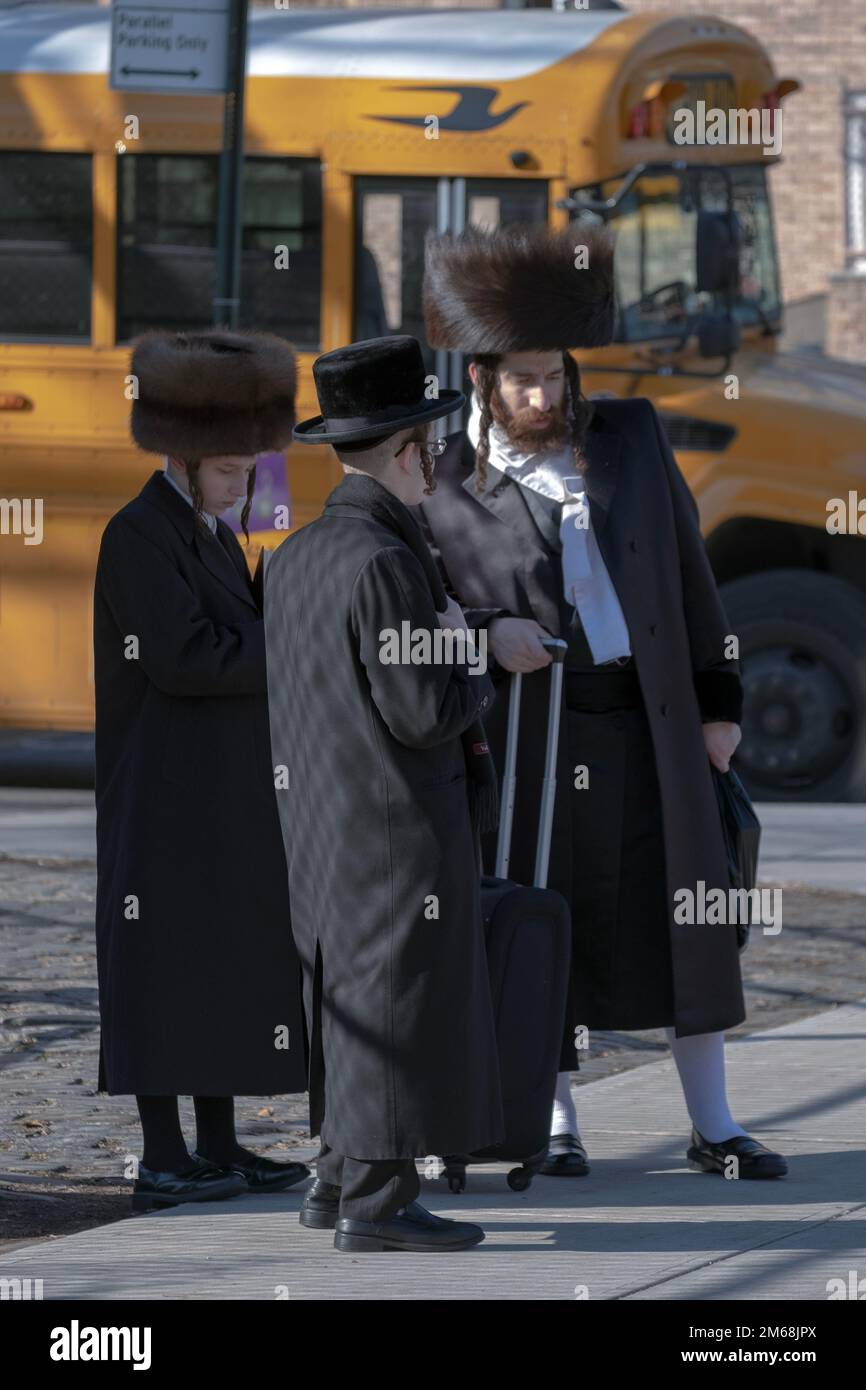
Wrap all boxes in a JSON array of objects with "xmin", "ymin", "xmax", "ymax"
[{"xmin": 827, "ymin": 272, "xmax": 866, "ymax": 362}]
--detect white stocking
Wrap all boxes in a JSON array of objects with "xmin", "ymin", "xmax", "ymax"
[
  {"xmin": 665, "ymin": 1028, "xmax": 747, "ymax": 1143},
  {"xmin": 550, "ymin": 1070, "xmax": 581, "ymax": 1138}
]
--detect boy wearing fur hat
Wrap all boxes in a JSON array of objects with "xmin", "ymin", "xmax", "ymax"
[
  {"xmin": 418, "ymin": 222, "xmax": 786, "ymax": 1181},
  {"xmin": 93, "ymin": 329, "xmax": 311, "ymax": 1210},
  {"xmin": 265, "ymin": 335, "xmax": 504, "ymax": 1252}
]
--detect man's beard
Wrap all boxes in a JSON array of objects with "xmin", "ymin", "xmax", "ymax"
[{"xmin": 489, "ymin": 387, "xmax": 571, "ymax": 453}]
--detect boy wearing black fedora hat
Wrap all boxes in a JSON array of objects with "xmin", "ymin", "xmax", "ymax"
[{"xmin": 265, "ymin": 335, "xmax": 506, "ymax": 1252}]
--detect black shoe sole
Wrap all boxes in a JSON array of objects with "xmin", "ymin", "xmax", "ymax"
[
  {"xmin": 334, "ymin": 1229, "xmax": 485, "ymax": 1253},
  {"xmin": 132, "ymin": 1185, "xmax": 244, "ymax": 1212},
  {"xmin": 300, "ymin": 1206, "xmax": 339, "ymax": 1230},
  {"xmin": 687, "ymin": 1150, "xmax": 788, "ymax": 1179},
  {"xmin": 540, "ymin": 1160, "xmax": 590, "ymax": 1177}
]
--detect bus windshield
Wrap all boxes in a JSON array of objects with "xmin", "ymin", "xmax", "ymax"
[{"xmin": 569, "ymin": 164, "xmax": 782, "ymax": 344}]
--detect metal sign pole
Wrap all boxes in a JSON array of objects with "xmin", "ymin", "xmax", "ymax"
[{"xmin": 213, "ymin": 0, "xmax": 249, "ymax": 329}]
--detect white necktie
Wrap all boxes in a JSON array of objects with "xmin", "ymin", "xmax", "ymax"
[{"xmin": 466, "ymin": 394, "xmax": 631, "ymax": 664}]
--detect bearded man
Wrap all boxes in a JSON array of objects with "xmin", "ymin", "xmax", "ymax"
[{"xmin": 417, "ymin": 222, "xmax": 787, "ymax": 1182}]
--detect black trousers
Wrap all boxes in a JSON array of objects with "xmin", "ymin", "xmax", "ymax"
[
  {"xmin": 316, "ymin": 1141, "xmax": 420, "ymax": 1221},
  {"xmin": 558, "ymin": 664, "xmax": 675, "ymax": 1067}
]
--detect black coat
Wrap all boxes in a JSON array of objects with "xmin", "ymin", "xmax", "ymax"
[
  {"xmin": 264, "ymin": 473, "xmax": 505, "ymax": 1159},
  {"xmin": 419, "ymin": 398, "xmax": 746, "ymax": 1044},
  {"xmin": 92, "ymin": 470, "xmax": 307, "ymax": 1096}
]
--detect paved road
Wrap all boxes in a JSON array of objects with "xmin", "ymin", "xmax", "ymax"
[
  {"xmin": 754, "ymin": 804, "xmax": 866, "ymax": 895},
  {"xmin": 0, "ymin": 791, "xmax": 96, "ymax": 865},
  {"xmin": 2, "ymin": 791, "xmax": 866, "ymax": 893}
]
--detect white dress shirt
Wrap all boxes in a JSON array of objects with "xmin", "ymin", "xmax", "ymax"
[{"xmin": 466, "ymin": 392, "xmax": 631, "ymax": 664}]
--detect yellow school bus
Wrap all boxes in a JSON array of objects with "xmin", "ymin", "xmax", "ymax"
[{"xmin": 1, "ymin": 3, "xmax": 865, "ymax": 798}]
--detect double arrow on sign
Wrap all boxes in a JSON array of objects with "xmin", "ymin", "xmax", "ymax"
[{"xmin": 120, "ymin": 65, "xmax": 201, "ymax": 79}]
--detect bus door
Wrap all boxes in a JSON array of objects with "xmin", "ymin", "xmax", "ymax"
[{"xmin": 352, "ymin": 176, "xmax": 548, "ymax": 432}]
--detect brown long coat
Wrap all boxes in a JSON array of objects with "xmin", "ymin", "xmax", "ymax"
[{"xmin": 419, "ymin": 397, "xmax": 746, "ymax": 1058}]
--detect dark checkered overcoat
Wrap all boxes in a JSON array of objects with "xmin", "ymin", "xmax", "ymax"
[{"xmin": 264, "ymin": 472, "xmax": 505, "ymax": 1159}]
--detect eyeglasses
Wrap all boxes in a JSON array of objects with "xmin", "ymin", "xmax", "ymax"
[{"xmin": 394, "ymin": 435, "xmax": 447, "ymax": 460}]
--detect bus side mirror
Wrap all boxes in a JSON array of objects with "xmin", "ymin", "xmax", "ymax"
[{"xmin": 696, "ymin": 210, "xmax": 742, "ymax": 295}]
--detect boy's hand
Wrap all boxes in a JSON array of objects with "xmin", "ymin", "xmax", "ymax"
[{"xmin": 488, "ymin": 617, "xmax": 554, "ymax": 673}]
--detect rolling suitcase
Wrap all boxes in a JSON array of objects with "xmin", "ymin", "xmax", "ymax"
[{"xmin": 442, "ymin": 637, "xmax": 573, "ymax": 1193}]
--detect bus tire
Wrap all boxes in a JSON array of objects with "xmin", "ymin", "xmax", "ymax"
[{"xmin": 719, "ymin": 568, "xmax": 866, "ymax": 802}]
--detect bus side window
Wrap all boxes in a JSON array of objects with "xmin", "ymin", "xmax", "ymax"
[
  {"xmin": 116, "ymin": 154, "xmax": 322, "ymax": 350},
  {"xmin": 0, "ymin": 152, "xmax": 92, "ymax": 343}
]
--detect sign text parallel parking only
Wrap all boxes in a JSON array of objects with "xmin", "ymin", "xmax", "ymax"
[{"xmin": 110, "ymin": 0, "xmax": 231, "ymax": 95}]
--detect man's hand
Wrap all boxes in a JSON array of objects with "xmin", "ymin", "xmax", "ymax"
[
  {"xmin": 438, "ymin": 595, "xmax": 469, "ymax": 633},
  {"xmin": 488, "ymin": 617, "xmax": 554, "ymax": 673},
  {"xmin": 703, "ymin": 721, "xmax": 742, "ymax": 773}
]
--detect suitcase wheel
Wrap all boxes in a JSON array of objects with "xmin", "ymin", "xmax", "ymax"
[
  {"xmin": 442, "ymin": 1155, "xmax": 467, "ymax": 1193},
  {"xmin": 507, "ymin": 1165, "xmax": 533, "ymax": 1192}
]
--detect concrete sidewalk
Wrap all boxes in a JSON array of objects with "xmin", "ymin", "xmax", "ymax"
[{"xmin": 2, "ymin": 1001, "xmax": 864, "ymax": 1301}]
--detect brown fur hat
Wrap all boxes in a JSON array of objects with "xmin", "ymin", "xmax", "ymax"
[
  {"xmin": 423, "ymin": 221, "xmax": 616, "ymax": 353},
  {"xmin": 130, "ymin": 329, "xmax": 297, "ymax": 457}
]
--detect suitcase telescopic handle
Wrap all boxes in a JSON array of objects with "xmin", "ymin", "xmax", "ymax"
[{"xmin": 494, "ymin": 637, "xmax": 568, "ymax": 887}]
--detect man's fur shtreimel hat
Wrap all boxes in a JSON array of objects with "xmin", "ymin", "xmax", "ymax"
[
  {"xmin": 130, "ymin": 329, "xmax": 297, "ymax": 458},
  {"xmin": 423, "ymin": 221, "xmax": 616, "ymax": 354}
]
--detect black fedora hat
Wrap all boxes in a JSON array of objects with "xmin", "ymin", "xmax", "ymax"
[{"xmin": 292, "ymin": 335, "xmax": 464, "ymax": 446}]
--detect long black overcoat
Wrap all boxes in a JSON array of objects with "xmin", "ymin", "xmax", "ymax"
[
  {"xmin": 264, "ymin": 473, "xmax": 504, "ymax": 1160},
  {"xmin": 419, "ymin": 397, "xmax": 746, "ymax": 1049},
  {"xmin": 92, "ymin": 469, "xmax": 307, "ymax": 1096}
]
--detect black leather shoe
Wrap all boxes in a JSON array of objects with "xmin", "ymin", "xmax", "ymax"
[
  {"xmin": 334, "ymin": 1200, "xmax": 485, "ymax": 1252},
  {"xmin": 132, "ymin": 1161, "xmax": 247, "ymax": 1212},
  {"xmin": 192, "ymin": 1151, "xmax": 311, "ymax": 1193},
  {"xmin": 687, "ymin": 1127, "xmax": 788, "ymax": 1179},
  {"xmin": 300, "ymin": 1178, "xmax": 341, "ymax": 1229},
  {"xmin": 540, "ymin": 1132, "xmax": 590, "ymax": 1177}
]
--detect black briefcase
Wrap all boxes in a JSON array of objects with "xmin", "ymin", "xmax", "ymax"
[
  {"xmin": 712, "ymin": 763, "xmax": 761, "ymax": 951},
  {"xmin": 441, "ymin": 639, "xmax": 572, "ymax": 1194}
]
